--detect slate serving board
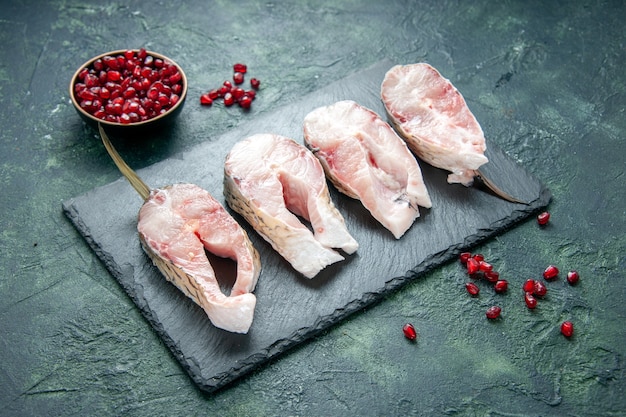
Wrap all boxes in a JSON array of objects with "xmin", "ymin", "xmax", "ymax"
[{"xmin": 62, "ymin": 60, "xmax": 551, "ymax": 393}]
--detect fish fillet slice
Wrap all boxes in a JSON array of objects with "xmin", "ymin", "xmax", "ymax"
[
  {"xmin": 381, "ymin": 63, "xmax": 489, "ymax": 186},
  {"xmin": 99, "ymin": 125, "xmax": 261, "ymax": 334},
  {"xmin": 303, "ymin": 100, "xmax": 432, "ymax": 239},
  {"xmin": 224, "ymin": 133, "xmax": 358, "ymax": 278},
  {"xmin": 138, "ymin": 184, "xmax": 261, "ymax": 334}
]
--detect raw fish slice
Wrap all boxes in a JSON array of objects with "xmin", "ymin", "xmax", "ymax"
[
  {"xmin": 224, "ymin": 133, "xmax": 358, "ymax": 278},
  {"xmin": 381, "ymin": 63, "xmax": 489, "ymax": 186},
  {"xmin": 99, "ymin": 125, "xmax": 261, "ymax": 334},
  {"xmin": 138, "ymin": 183, "xmax": 261, "ymax": 334},
  {"xmin": 303, "ymin": 100, "xmax": 432, "ymax": 239}
]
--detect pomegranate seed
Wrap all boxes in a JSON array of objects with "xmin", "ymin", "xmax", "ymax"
[
  {"xmin": 223, "ymin": 80, "xmax": 232, "ymax": 89},
  {"xmin": 246, "ymin": 90, "xmax": 256, "ymax": 99},
  {"xmin": 522, "ymin": 279, "xmax": 535, "ymax": 293},
  {"xmin": 567, "ymin": 270, "xmax": 580, "ymax": 285},
  {"xmin": 533, "ymin": 280, "xmax": 547, "ymax": 297},
  {"xmin": 484, "ymin": 270, "xmax": 499, "ymax": 283},
  {"xmin": 494, "ymin": 280, "xmax": 508, "ymax": 293},
  {"xmin": 537, "ymin": 211, "xmax": 550, "ymax": 225},
  {"xmin": 560, "ymin": 321, "xmax": 574, "ymax": 338},
  {"xmin": 232, "ymin": 87, "xmax": 245, "ymax": 100},
  {"xmin": 402, "ymin": 323, "xmax": 417, "ymax": 341},
  {"xmin": 466, "ymin": 257, "xmax": 480, "ymax": 275},
  {"xmin": 479, "ymin": 261, "xmax": 493, "ymax": 273},
  {"xmin": 486, "ymin": 306, "xmax": 501, "ymax": 319},
  {"xmin": 208, "ymin": 89, "xmax": 220, "ymax": 100},
  {"xmin": 524, "ymin": 292, "xmax": 537, "ymax": 309},
  {"xmin": 169, "ymin": 71, "xmax": 182, "ymax": 85},
  {"xmin": 459, "ymin": 252, "xmax": 471, "ymax": 264},
  {"xmin": 223, "ymin": 92, "xmax": 235, "ymax": 106},
  {"xmin": 239, "ymin": 95, "xmax": 253, "ymax": 109},
  {"xmin": 543, "ymin": 265, "xmax": 559, "ymax": 280},
  {"xmin": 124, "ymin": 50, "xmax": 135, "ymax": 60},
  {"xmin": 200, "ymin": 94, "xmax": 213, "ymax": 106},
  {"xmin": 250, "ymin": 78, "xmax": 260, "ymax": 89},
  {"xmin": 233, "ymin": 63, "xmax": 247, "ymax": 73},
  {"xmin": 233, "ymin": 72, "xmax": 244, "ymax": 85},
  {"xmin": 465, "ymin": 282, "xmax": 480, "ymax": 296},
  {"xmin": 472, "ymin": 253, "xmax": 485, "ymax": 262}
]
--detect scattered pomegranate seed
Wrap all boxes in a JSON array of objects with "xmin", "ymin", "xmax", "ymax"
[
  {"xmin": 239, "ymin": 95, "xmax": 253, "ymax": 109},
  {"xmin": 250, "ymin": 77, "xmax": 261, "ymax": 89},
  {"xmin": 465, "ymin": 282, "xmax": 480, "ymax": 296},
  {"xmin": 537, "ymin": 211, "xmax": 551, "ymax": 225},
  {"xmin": 484, "ymin": 270, "xmax": 499, "ymax": 283},
  {"xmin": 486, "ymin": 306, "xmax": 501, "ymax": 319},
  {"xmin": 472, "ymin": 253, "xmax": 485, "ymax": 262},
  {"xmin": 494, "ymin": 280, "xmax": 508, "ymax": 293},
  {"xmin": 466, "ymin": 257, "xmax": 480, "ymax": 275},
  {"xmin": 233, "ymin": 63, "xmax": 247, "ymax": 73},
  {"xmin": 524, "ymin": 292, "xmax": 537, "ymax": 309},
  {"xmin": 402, "ymin": 323, "xmax": 417, "ymax": 341},
  {"xmin": 459, "ymin": 252, "xmax": 471, "ymax": 264},
  {"xmin": 233, "ymin": 72, "xmax": 244, "ymax": 85},
  {"xmin": 200, "ymin": 94, "xmax": 213, "ymax": 106},
  {"xmin": 479, "ymin": 261, "xmax": 493, "ymax": 273},
  {"xmin": 567, "ymin": 270, "xmax": 580, "ymax": 285},
  {"xmin": 543, "ymin": 265, "xmax": 559, "ymax": 280},
  {"xmin": 523, "ymin": 279, "xmax": 536, "ymax": 293},
  {"xmin": 560, "ymin": 321, "xmax": 574, "ymax": 338},
  {"xmin": 223, "ymin": 92, "xmax": 235, "ymax": 106},
  {"xmin": 533, "ymin": 280, "xmax": 547, "ymax": 297}
]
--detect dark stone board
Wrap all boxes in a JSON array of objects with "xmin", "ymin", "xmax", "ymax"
[{"xmin": 62, "ymin": 60, "xmax": 551, "ymax": 393}]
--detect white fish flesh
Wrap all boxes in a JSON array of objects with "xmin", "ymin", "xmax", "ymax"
[
  {"xmin": 381, "ymin": 63, "xmax": 489, "ymax": 186},
  {"xmin": 303, "ymin": 100, "xmax": 432, "ymax": 239},
  {"xmin": 138, "ymin": 183, "xmax": 261, "ymax": 334},
  {"xmin": 224, "ymin": 133, "xmax": 358, "ymax": 278}
]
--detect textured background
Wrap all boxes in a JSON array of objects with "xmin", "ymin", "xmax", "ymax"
[{"xmin": 1, "ymin": 1, "xmax": 624, "ymax": 416}]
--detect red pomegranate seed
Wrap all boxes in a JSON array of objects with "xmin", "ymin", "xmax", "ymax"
[
  {"xmin": 494, "ymin": 280, "xmax": 508, "ymax": 293},
  {"xmin": 223, "ymin": 92, "xmax": 235, "ymax": 106},
  {"xmin": 232, "ymin": 87, "xmax": 245, "ymax": 100},
  {"xmin": 523, "ymin": 279, "xmax": 535, "ymax": 293},
  {"xmin": 208, "ymin": 89, "xmax": 220, "ymax": 100},
  {"xmin": 233, "ymin": 63, "xmax": 247, "ymax": 73},
  {"xmin": 486, "ymin": 306, "xmax": 501, "ymax": 319},
  {"xmin": 472, "ymin": 253, "xmax": 485, "ymax": 262},
  {"xmin": 484, "ymin": 270, "xmax": 499, "ymax": 283},
  {"xmin": 560, "ymin": 321, "xmax": 574, "ymax": 338},
  {"xmin": 543, "ymin": 265, "xmax": 559, "ymax": 280},
  {"xmin": 233, "ymin": 72, "xmax": 244, "ymax": 85},
  {"xmin": 250, "ymin": 77, "xmax": 261, "ymax": 89},
  {"xmin": 465, "ymin": 282, "xmax": 480, "ymax": 296},
  {"xmin": 246, "ymin": 90, "xmax": 256, "ymax": 99},
  {"xmin": 537, "ymin": 211, "xmax": 550, "ymax": 225},
  {"xmin": 567, "ymin": 270, "xmax": 580, "ymax": 285},
  {"xmin": 466, "ymin": 257, "xmax": 480, "ymax": 275},
  {"xmin": 402, "ymin": 323, "xmax": 417, "ymax": 341},
  {"xmin": 524, "ymin": 292, "xmax": 537, "ymax": 309},
  {"xmin": 200, "ymin": 94, "xmax": 213, "ymax": 106},
  {"xmin": 124, "ymin": 50, "xmax": 135, "ymax": 60},
  {"xmin": 533, "ymin": 280, "xmax": 547, "ymax": 297},
  {"xmin": 479, "ymin": 261, "xmax": 493, "ymax": 272},
  {"xmin": 239, "ymin": 95, "xmax": 253, "ymax": 109},
  {"xmin": 459, "ymin": 252, "xmax": 471, "ymax": 264}
]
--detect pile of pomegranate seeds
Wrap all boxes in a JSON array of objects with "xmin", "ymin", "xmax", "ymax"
[
  {"xmin": 200, "ymin": 63, "xmax": 261, "ymax": 109},
  {"xmin": 402, "ymin": 323, "xmax": 418, "ymax": 341},
  {"xmin": 74, "ymin": 49, "xmax": 184, "ymax": 124}
]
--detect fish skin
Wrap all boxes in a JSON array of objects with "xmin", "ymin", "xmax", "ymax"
[
  {"xmin": 303, "ymin": 100, "xmax": 432, "ymax": 239},
  {"xmin": 381, "ymin": 63, "xmax": 489, "ymax": 186},
  {"xmin": 138, "ymin": 183, "xmax": 261, "ymax": 334},
  {"xmin": 224, "ymin": 133, "xmax": 358, "ymax": 279}
]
